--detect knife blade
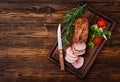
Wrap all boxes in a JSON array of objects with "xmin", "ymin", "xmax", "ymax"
[{"xmin": 57, "ymin": 24, "xmax": 65, "ymax": 70}]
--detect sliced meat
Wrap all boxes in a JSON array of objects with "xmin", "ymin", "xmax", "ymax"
[
  {"xmin": 74, "ymin": 49, "xmax": 85, "ymax": 56},
  {"xmin": 72, "ymin": 42, "xmax": 86, "ymax": 51},
  {"xmin": 65, "ymin": 56, "xmax": 76, "ymax": 63},
  {"xmin": 66, "ymin": 47, "xmax": 77, "ymax": 58},
  {"xmin": 65, "ymin": 17, "xmax": 89, "ymax": 68},
  {"xmin": 73, "ymin": 18, "xmax": 89, "ymax": 43},
  {"xmin": 72, "ymin": 45, "xmax": 81, "ymax": 53},
  {"xmin": 72, "ymin": 57, "xmax": 84, "ymax": 69},
  {"xmin": 65, "ymin": 54, "xmax": 78, "ymax": 61}
]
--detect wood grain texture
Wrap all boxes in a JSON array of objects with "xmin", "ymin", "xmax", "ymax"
[
  {"xmin": 0, "ymin": 0, "xmax": 119, "ymax": 82},
  {"xmin": 0, "ymin": 0, "xmax": 120, "ymax": 3}
]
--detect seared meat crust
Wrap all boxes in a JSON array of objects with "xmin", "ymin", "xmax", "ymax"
[{"xmin": 73, "ymin": 18, "xmax": 89, "ymax": 43}]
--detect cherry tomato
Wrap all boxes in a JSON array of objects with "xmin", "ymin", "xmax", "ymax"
[
  {"xmin": 93, "ymin": 37, "xmax": 102, "ymax": 45},
  {"xmin": 97, "ymin": 18, "xmax": 106, "ymax": 28}
]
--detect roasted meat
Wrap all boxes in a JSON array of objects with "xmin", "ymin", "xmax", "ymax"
[{"xmin": 72, "ymin": 18, "xmax": 89, "ymax": 43}]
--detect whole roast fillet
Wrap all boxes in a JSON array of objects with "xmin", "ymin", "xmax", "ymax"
[{"xmin": 72, "ymin": 18, "xmax": 89, "ymax": 43}]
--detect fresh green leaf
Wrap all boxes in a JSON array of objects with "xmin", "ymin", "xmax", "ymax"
[
  {"xmin": 88, "ymin": 24, "xmax": 112, "ymax": 47},
  {"xmin": 88, "ymin": 41, "xmax": 94, "ymax": 48}
]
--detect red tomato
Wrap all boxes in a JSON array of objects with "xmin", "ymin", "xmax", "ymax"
[
  {"xmin": 97, "ymin": 18, "xmax": 106, "ymax": 28},
  {"xmin": 93, "ymin": 37, "xmax": 102, "ymax": 45}
]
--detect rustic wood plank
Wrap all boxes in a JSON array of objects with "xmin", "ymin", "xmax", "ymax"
[
  {"xmin": 0, "ymin": 3, "xmax": 119, "ymax": 13},
  {"xmin": 0, "ymin": 3, "xmax": 119, "ymax": 25},
  {"xmin": 0, "ymin": 0, "xmax": 119, "ymax": 81},
  {"xmin": 0, "ymin": 0, "xmax": 120, "ymax": 3}
]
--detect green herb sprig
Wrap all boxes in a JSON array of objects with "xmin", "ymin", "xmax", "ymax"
[{"xmin": 62, "ymin": 4, "xmax": 87, "ymax": 48}]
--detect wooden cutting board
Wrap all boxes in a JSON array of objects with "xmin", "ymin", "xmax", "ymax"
[{"xmin": 47, "ymin": 2, "xmax": 116, "ymax": 78}]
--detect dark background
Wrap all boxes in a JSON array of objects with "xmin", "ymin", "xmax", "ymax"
[{"xmin": 0, "ymin": 0, "xmax": 119, "ymax": 82}]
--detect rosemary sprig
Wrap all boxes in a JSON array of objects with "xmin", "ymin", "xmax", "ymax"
[{"xmin": 62, "ymin": 4, "xmax": 87, "ymax": 48}]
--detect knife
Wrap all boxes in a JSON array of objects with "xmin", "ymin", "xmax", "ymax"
[{"xmin": 57, "ymin": 24, "xmax": 65, "ymax": 70}]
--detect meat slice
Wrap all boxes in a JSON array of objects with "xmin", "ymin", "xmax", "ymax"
[
  {"xmin": 72, "ymin": 42, "xmax": 86, "ymax": 51},
  {"xmin": 65, "ymin": 56, "xmax": 76, "ymax": 63},
  {"xmin": 65, "ymin": 54, "xmax": 78, "ymax": 61},
  {"xmin": 72, "ymin": 57, "xmax": 84, "ymax": 69},
  {"xmin": 73, "ymin": 49, "xmax": 85, "ymax": 56},
  {"xmin": 66, "ymin": 47, "xmax": 77, "ymax": 58},
  {"xmin": 73, "ymin": 18, "xmax": 89, "ymax": 43}
]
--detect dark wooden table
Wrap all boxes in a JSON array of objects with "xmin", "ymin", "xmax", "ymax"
[{"xmin": 0, "ymin": 0, "xmax": 119, "ymax": 82}]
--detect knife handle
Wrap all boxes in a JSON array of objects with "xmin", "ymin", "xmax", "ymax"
[{"xmin": 59, "ymin": 49, "xmax": 65, "ymax": 70}]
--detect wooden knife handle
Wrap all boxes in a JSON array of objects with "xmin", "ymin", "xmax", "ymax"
[{"xmin": 59, "ymin": 49, "xmax": 65, "ymax": 70}]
